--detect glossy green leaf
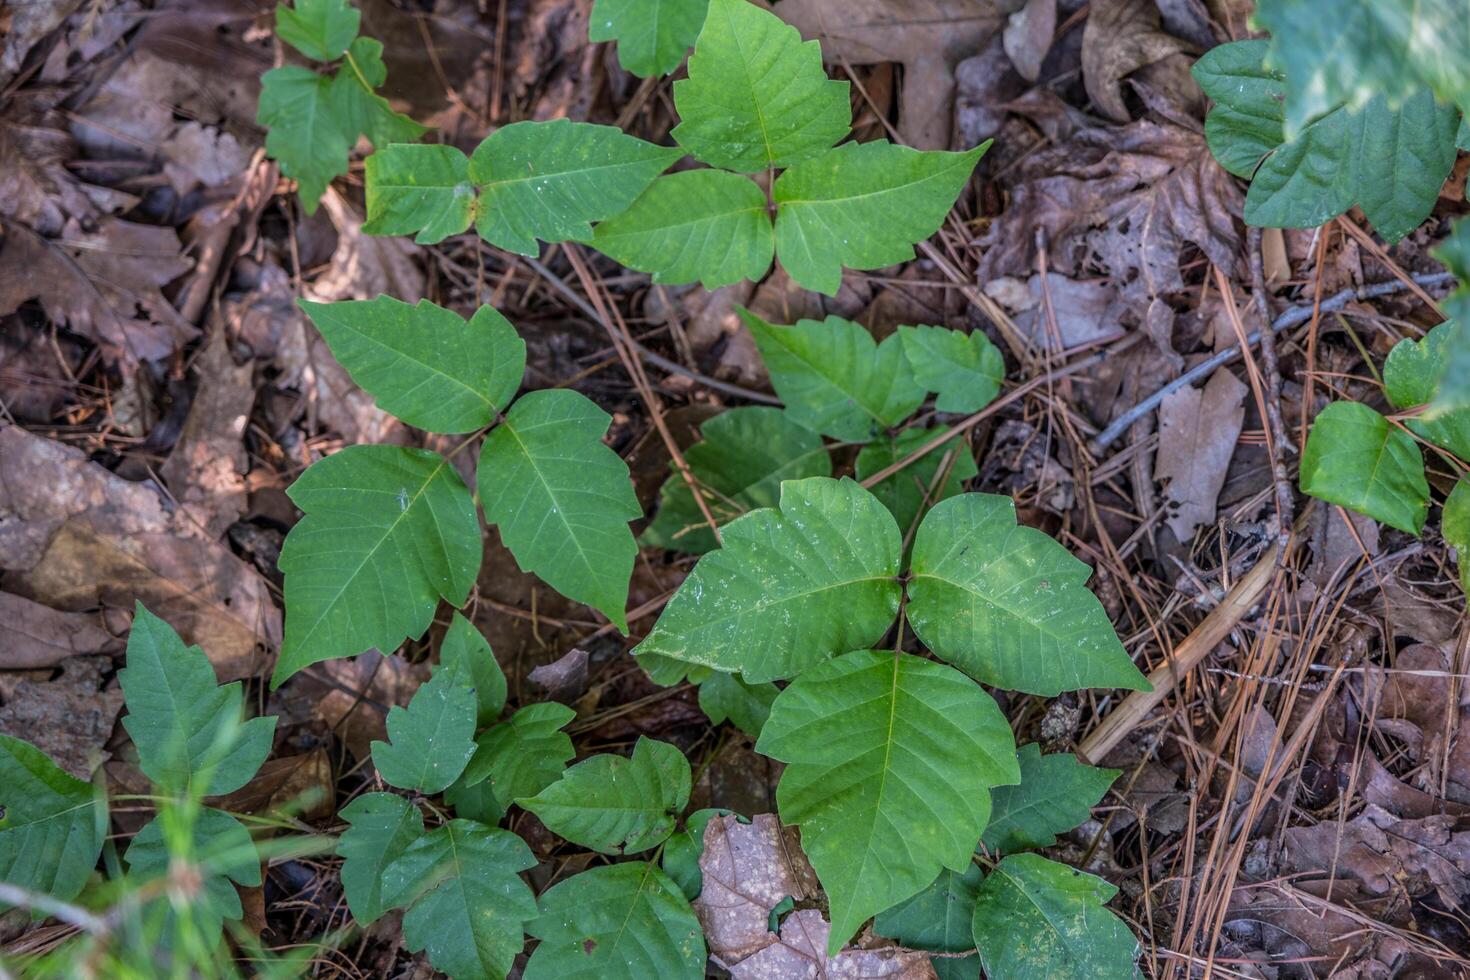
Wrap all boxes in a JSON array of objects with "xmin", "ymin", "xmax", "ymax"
[
  {"xmin": 125, "ymin": 807, "xmax": 261, "ymax": 942},
  {"xmin": 299, "ymin": 297, "xmax": 525, "ymax": 433},
  {"xmin": 363, "ymin": 143, "xmax": 476, "ymax": 244},
  {"xmin": 971, "ymin": 853, "xmax": 1139, "ymax": 980},
  {"xmin": 521, "ymin": 737, "xmax": 690, "ymax": 855},
  {"xmin": 478, "ymin": 388, "xmax": 639, "ymax": 631},
  {"xmin": 757, "ymin": 650, "xmax": 1019, "ymax": 954},
  {"xmin": 898, "ymin": 324, "xmax": 1005, "ymax": 413},
  {"xmin": 382, "ymin": 820, "xmax": 538, "ymax": 980},
  {"xmin": 874, "ymin": 865, "xmax": 982, "ymax": 980},
  {"xmin": 1192, "ymin": 40, "xmax": 1284, "ymax": 179},
  {"xmin": 642, "ymin": 407, "xmax": 831, "ymax": 555},
  {"xmin": 469, "ymin": 119, "xmax": 683, "ymax": 256},
  {"xmin": 671, "ymin": 0, "xmax": 849, "ymax": 172},
  {"xmin": 908, "ymin": 494, "xmax": 1150, "ymax": 696},
  {"xmin": 661, "ymin": 807, "xmax": 730, "ymax": 901},
  {"xmin": 1445, "ymin": 479, "xmax": 1470, "ymax": 593},
  {"xmin": 275, "ymin": 446, "xmax": 481, "ymax": 684},
  {"xmin": 590, "ymin": 0, "xmax": 710, "ymax": 77},
  {"xmin": 983, "ymin": 744, "xmax": 1119, "ymax": 854},
  {"xmin": 276, "ymin": 0, "xmax": 359, "ymax": 61},
  {"xmin": 371, "ymin": 670, "xmax": 477, "ymax": 794},
  {"xmin": 697, "ymin": 670, "xmax": 777, "ymax": 737},
  {"xmin": 120, "ymin": 604, "xmax": 275, "ymax": 797},
  {"xmin": 338, "ymin": 792, "xmax": 425, "ymax": 925},
  {"xmin": 524, "ymin": 862, "xmax": 706, "ymax": 980},
  {"xmin": 591, "ymin": 169, "xmax": 774, "ymax": 288},
  {"xmin": 773, "ymin": 142, "xmax": 986, "ymax": 295},
  {"xmin": 1299, "ymin": 401, "xmax": 1430, "ymax": 535},
  {"xmin": 460, "ymin": 703, "xmax": 577, "ymax": 812},
  {"xmin": 741, "ymin": 312, "xmax": 926, "ymax": 442},
  {"xmin": 855, "ymin": 427, "xmax": 978, "ymax": 541},
  {"xmin": 634, "ymin": 477, "xmax": 902, "ymax": 683},
  {"xmin": 0, "ymin": 735, "xmax": 104, "ymax": 909},
  {"xmin": 438, "ymin": 613, "xmax": 507, "ymax": 728},
  {"xmin": 1384, "ymin": 323, "xmax": 1470, "ymax": 460}
]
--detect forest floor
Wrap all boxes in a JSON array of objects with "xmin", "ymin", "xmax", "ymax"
[{"xmin": 1, "ymin": 0, "xmax": 1468, "ymax": 977}]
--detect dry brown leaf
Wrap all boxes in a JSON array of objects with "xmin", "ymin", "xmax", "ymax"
[
  {"xmin": 1283, "ymin": 805, "xmax": 1470, "ymax": 911},
  {"xmin": 213, "ymin": 750, "xmax": 334, "ymax": 823},
  {"xmin": 983, "ymin": 272, "xmax": 1124, "ymax": 350},
  {"xmin": 307, "ymin": 191, "xmax": 425, "ymax": 304},
  {"xmin": 0, "ymin": 424, "xmax": 280, "ymax": 679},
  {"xmin": 0, "ymin": 0, "xmax": 84, "ymax": 87},
  {"xmin": 737, "ymin": 909, "xmax": 937, "ymax": 979},
  {"xmin": 1154, "ymin": 367, "xmax": 1246, "ymax": 540},
  {"xmin": 0, "ymin": 591, "xmax": 117, "ymax": 670},
  {"xmin": 0, "ymin": 656, "xmax": 123, "ymax": 779},
  {"xmin": 1002, "ymin": 0, "xmax": 1056, "ymax": 83},
  {"xmin": 273, "ymin": 651, "xmax": 428, "ymax": 762},
  {"xmin": 1081, "ymin": 0, "xmax": 1192, "ymax": 122},
  {"xmin": 528, "ymin": 647, "xmax": 590, "ymax": 703}
]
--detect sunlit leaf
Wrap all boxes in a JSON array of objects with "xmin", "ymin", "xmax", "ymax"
[
  {"xmin": 1384, "ymin": 323, "xmax": 1470, "ymax": 460},
  {"xmin": 275, "ymin": 0, "xmax": 359, "ymax": 61},
  {"xmin": 364, "ymin": 143, "xmax": 476, "ymax": 244}
]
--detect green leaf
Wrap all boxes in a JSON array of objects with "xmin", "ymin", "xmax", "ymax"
[
  {"xmin": 983, "ymin": 744, "xmax": 1119, "ymax": 854},
  {"xmin": 364, "ymin": 143, "xmax": 476, "ymax": 244},
  {"xmin": 773, "ymin": 142, "xmax": 986, "ymax": 296},
  {"xmin": 299, "ymin": 297, "xmax": 525, "ymax": 433},
  {"xmin": 371, "ymin": 670, "xmax": 478, "ymax": 794},
  {"xmin": 331, "ymin": 38, "xmax": 427, "ymax": 149},
  {"xmin": 590, "ymin": 169, "xmax": 774, "ymax": 288},
  {"xmin": 119, "ymin": 604, "xmax": 275, "ymax": 797},
  {"xmin": 634, "ymin": 477, "xmax": 902, "ymax": 682},
  {"xmin": 521, "ymin": 737, "xmax": 690, "ymax": 855},
  {"xmin": 126, "ymin": 807, "xmax": 261, "ymax": 942},
  {"xmin": 276, "ymin": 0, "xmax": 359, "ymax": 61},
  {"xmin": 874, "ymin": 865, "xmax": 982, "ymax": 980},
  {"xmin": 757, "ymin": 650, "xmax": 1019, "ymax": 954},
  {"xmin": 276, "ymin": 446, "xmax": 481, "ymax": 684},
  {"xmin": 338, "ymin": 792, "xmax": 425, "ymax": 925},
  {"xmin": 478, "ymin": 388, "xmax": 640, "ymax": 631},
  {"xmin": 524, "ymin": 862, "xmax": 706, "ymax": 980},
  {"xmin": 258, "ymin": 68, "xmax": 352, "ymax": 210},
  {"xmin": 468, "ymin": 119, "xmax": 683, "ymax": 256},
  {"xmin": 671, "ymin": 0, "xmax": 849, "ymax": 172},
  {"xmin": 697, "ymin": 670, "xmax": 777, "ymax": 737},
  {"xmin": 971, "ymin": 853, "xmax": 1139, "ymax": 980},
  {"xmin": 1445, "ymin": 479, "xmax": 1470, "ymax": 593},
  {"xmin": 661, "ymin": 807, "xmax": 730, "ymax": 901},
  {"xmin": 855, "ymin": 427, "xmax": 978, "ymax": 542},
  {"xmin": 908, "ymin": 494, "xmax": 1150, "ymax": 696},
  {"xmin": 1431, "ymin": 221, "xmax": 1470, "ymax": 417},
  {"xmin": 1192, "ymin": 40, "xmax": 1285, "ymax": 179},
  {"xmin": 382, "ymin": 820, "xmax": 538, "ymax": 980},
  {"xmin": 1384, "ymin": 323, "xmax": 1470, "ymax": 460},
  {"xmin": 460, "ymin": 703, "xmax": 577, "ymax": 811},
  {"xmin": 741, "ymin": 312, "xmax": 926, "ymax": 442},
  {"xmin": 438, "ymin": 613, "xmax": 507, "ymax": 728},
  {"xmin": 643, "ymin": 407, "xmax": 831, "ymax": 555},
  {"xmin": 590, "ymin": 0, "xmax": 710, "ymax": 77},
  {"xmin": 1300, "ymin": 401, "xmax": 1430, "ymax": 535},
  {"xmin": 898, "ymin": 325, "xmax": 1005, "ymax": 414},
  {"xmin": 0, "ymin": 735, "xmax": 104, "ymax": 909}
]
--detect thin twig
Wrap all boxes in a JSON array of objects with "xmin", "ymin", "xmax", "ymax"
[{"xmin": 1246, "ymin": 228, "xmax": 1295, "ymax": 547}]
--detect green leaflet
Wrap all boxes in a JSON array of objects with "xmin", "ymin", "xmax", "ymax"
[
  {"xmin": 125, "ymin": 807, "xmax": 262, "ymax": 943},
  {"xmin": 634, "ymin": 477, "xmax": 903, "ymax": 683},
  {"xmin": 460, "ymin": 703, "xmax": 577, "ymax": 814},
  {"xmin": 671, "ymin": 0, "xmax": 849, "ymax": 172},
  {"xmin": 382, "ymin": 820, "xmax": 539, "ymax": 980},
  {"xmin": 590, "ymin": 0, "xmax": 711, "ymax": 77},
  {"xmin": 438, "ymin": 613, "xmax": 507, "ymax": 728},
  {"xmin": 982, "ymin": 744, "xmax": 1119, "ymax": 854},
  {"xmin": 1192, "ymin": 40, "xmax": 1284, "ymax": 180},
  {"xmin": 0, "ymin": 735, "xmax": 105, "ymax": 910},
  {"xmin": 874, "ymin": 865, "xmax": 982, "ymax": 980},
  {"xmin": 908, "ymin": 494, "xmax": 1150, "ymax": 696},
  {"xmin": 338, "ymin": 792, "xmax": 424, "ymax": 925},
  {"xmin": 299, "ymin": 297, "xmax": 526, "ymax": 433},
  {"xmin": 1299, "ymin": 401, "xmax": 1430, "ymax": 535},
  {"xmin": 275, "ymin": 445, "xmax": 481, "ymax": 684},
  {"xmin": 371, "ymin": 670, "xmax": 478, "ymax": 794},
  {"xmin": 757, "ymin": 650, "xmax": 1020, "ymax": 954},
  {"xmin": 1431, "ymin": 221, "xmax": 1470, "ymax": 417},
  {"xmin": 363, "ymin": 143, "xmax": 477, "ymax": 244},
  {"xmin": 523, "ymin": 862, "xmax": 706, "ymax": 980},
  {"xmin": 469, "ymin": 120, "xmax": 684, "ymax": 255},
  {"xmin": 971, "ymin": 853, "xmax": 1140, "ymax": 980},
  {"xmin": 1445, "ymin": 480, "xmax": 1470, "ymax": 593},
  {"xmin": 590, "ymin": 169, "xmax": 774, "ymax": 288},
  {"xmin": 898, "ymin": 325, "xmax": 1005, "ymax": 414},
  {"xmin": 741, "ymin": 312, "xmax": 926, "ymax": 443},
  {"xmin": 855, "ymin": 427, "xmax": 978, "ymax": 542},
  {"xmin": 773, "ymin": 141, "xmax": 987, "ymax": 296},
  {"xmin": 1384, "ymin": 323, "xmax": 1470, "ymax": 460},
  {"xmin": 642, "ymin": 406, "xmax": 831, "ymax": 555},
  {"xmin": 276, "ymin": 0, "xmax": 359, "ymax": 61},
  {"xmin": 661, "ymin": 807, "xmax": 731, "ymax": 900},
  {"xmin": 478, "ymin": 388, "xmax": 640, "ymax": 632},
  {"xmin": 696, "ymin": 670, "xmax": 778, "ymax": 737},
  {"xmin": 521, "ymin": 737, "xmax": 690, "ymax": 855},
  {"xmin": 120, "ymin": 604, "xmax": 275, "ymax": 797}
]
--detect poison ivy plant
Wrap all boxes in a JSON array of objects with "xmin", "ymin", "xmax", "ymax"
[
  {"xmin": 0, "ymin": 735, "xmax": 105, "ymax": 911},
  {"xmin": 371, "ymin": 669, "xmax": 478, "ymax": 795},
  {"xmin": 982, "ymin": 745, "xmax": 1120, "ymax": 854},
  {"xmin": 856, "ymin": 426, "xmax": 979, "ymax": 541},
  {"xmin": 661, "ymin": 808, "xmax": 731, "ymax": 900},
  {"xmin": 1300, "ymin": 402, "xmax": 1432, "ymax": 535},
  {"xmin": 437, "ymin": 613, "xmax": 508, "ymax": 728},
  {"xmin": 696, "ymin": 670, "xmax": 777, "ymax": 737},
  {"xmin": 898, "ymin": 324, "xmax": 1005, "ymax": 413},
  {"xmin": 456, "ymin": 703, "xmax": 577, "ymax": 817},
  {"xmin": 589, "ymin": 0, "xmax": 711, "ymax": 78},
  {"xmin": 1445, "ymin": 479, "xmax": 1470, "ymax": 591},
  {"xmin": 1384, "ymin": 323, "xmax": 1470, "ymax": 460},
  {"xmin": 258, "ymin": 0, "xmax": 424, "ymax": 211},
  {"xmin": 338, "ymin": 792, "xmax": 425, "ymax": 924},
  {"xmin": 874, "ymin": 865, "xmax": 983, "ymax": 980},
  {"xmin": 124, "ymin": 806, "xmax": 263, "ymax": 943},
  {"xmin": 1430, "ymin": 219, "xmax": 1470, "ymax": 417}
]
